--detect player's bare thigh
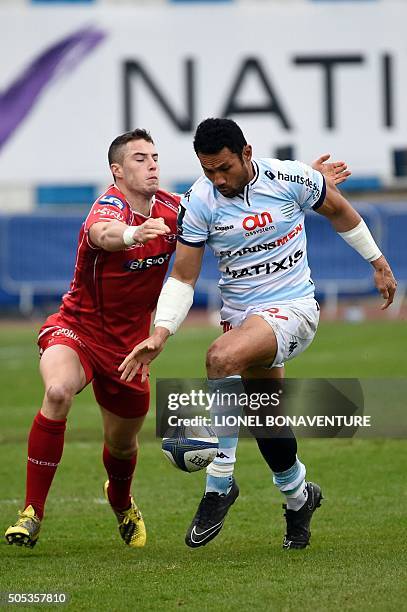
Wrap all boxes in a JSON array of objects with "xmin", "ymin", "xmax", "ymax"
[
  {"xmin": 40, "ymin": 345, "xmax": 87, "ymax": 420},
  {"xmin": 100, "ymin": 406, "xmax": 146, "ymax": 459},
  {"xmin": 206, "ymin": 314, "xmax": 278, "ymax": 378}
]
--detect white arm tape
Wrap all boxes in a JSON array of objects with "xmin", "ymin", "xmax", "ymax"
[
  {"xmin": 154, "ymin": 277, "xmax": 194, "ymax": 335},
  {"xmin": 338, "ymin": 219, "xmax": 382, "ymax": 262},
  {"xmin": 123, "ymin": 226, "xmax": 138, "ymax": 247}
]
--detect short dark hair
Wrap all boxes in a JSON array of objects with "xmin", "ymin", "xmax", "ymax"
[
  {"xmin": 193, "ymin": 118, "xmax": 247, "ymax": 157},
  {"xmin": 108, "ymin": 129, "xmax": 154, "ymax": 167}
]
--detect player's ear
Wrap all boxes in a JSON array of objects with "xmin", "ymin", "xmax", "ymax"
[
  {"xmin": 111, "ymin": 163, "xmax": 122, "ymax": 179},
  {"xmin": 242, "ymin": 144, "xmax": 252, "ymax": 163}
]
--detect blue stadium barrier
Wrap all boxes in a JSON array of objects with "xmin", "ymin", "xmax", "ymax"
[
  {"xmin": 0, "ymin": 204, "xmax": 406, "ymax": 315},
  {"xmin": 36, "ymin": 185, "xmax": 97, "ymax": 207},
  {"xmin": 373, "ymin": 205, "xmax": 407, "ymax": 317},
  {"xmin": 0, "ymin": 214, "xmax": 83, "ymax": 314},
  {"xmin": 378, "ymin": 206, "xmax": 406, "ymax": 280}
]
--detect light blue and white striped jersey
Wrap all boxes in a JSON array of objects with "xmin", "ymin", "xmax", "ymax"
[{"xmin": 178, "ymin": 158, "xmax": 326, "ymax": 309}]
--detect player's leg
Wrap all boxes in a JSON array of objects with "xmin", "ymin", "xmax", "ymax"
[
  {"xmin": 205, "ymin": 314, "xmax": 280, "ymax": 489},
  {"xmin": 101, "ymin": 406, "xmax": 145, "ymax": 512},
  {"xmin": 5, "ymin": 343, "xmax": 89, "ymax": 548},
  {"xmin": 241, "ymin": 303, "xmax": 322, "ymax": 549},
  {"xmin": 244, "ymin": 369, "xmax": 322, "ymax": 549},
  {"xmin": 242, "ymin": 364, "xmax": 306, "ymax": 509},
  {"xmin": 185, "ymin": 316, "xmax": 279, "ymax": 547},
  {"xmin": 188, "ymin": 300, "xmax": 322, "ymax": 548},
  {"xmin": 95, "ymin": 380, "xmax": 149, "ymax": 548}
]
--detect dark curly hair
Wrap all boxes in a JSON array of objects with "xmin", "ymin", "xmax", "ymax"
[{"xmin": 193, "ymin": 118, "xmax": 247, "ymax": 157}]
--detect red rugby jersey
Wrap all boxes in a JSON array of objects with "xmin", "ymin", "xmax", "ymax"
[{"xmin": 59, "ymin": 185, "xmax": 179, "ymax": 352}]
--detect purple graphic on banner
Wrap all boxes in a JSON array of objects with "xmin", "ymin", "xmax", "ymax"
[{"xmin": 0, "ymin": 26, "xmax": 106, "ymax": 151}]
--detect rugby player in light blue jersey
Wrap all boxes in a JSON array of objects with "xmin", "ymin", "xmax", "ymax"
[{"xmin": 120, "ymin": 118, "xmax": 396, "ymax": 550}]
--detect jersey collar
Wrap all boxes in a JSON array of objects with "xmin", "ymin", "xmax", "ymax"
[
  {"xmin": 249, "ymin": 159, "xmax": 260, "ymax": 188},
  {"xmin": 212, "ymin": 159, "xmax": 259, "ymax": 204},
  {"xmin": 242, "ymin": 159, "xmax": 260, "ymax": 206},
  {"xmin": 112, "ymin": 183, "xmax": 156, "ymax": 218}
]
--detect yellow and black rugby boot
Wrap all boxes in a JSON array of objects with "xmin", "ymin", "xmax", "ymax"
[
  {"xmin": 103, "ymin": 481, "xmax": 146, "ymax": 548},
  {"xmin": 5, "ymin": 505, "xmax": 41, "ymax": 548}
]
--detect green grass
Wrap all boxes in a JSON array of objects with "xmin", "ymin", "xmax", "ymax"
[{"xmin": 0, "ymin": 322, "xmax": 406, "ymax": 611}]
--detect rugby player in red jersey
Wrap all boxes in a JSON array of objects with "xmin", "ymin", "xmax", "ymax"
[{"xmin": 5, "ymin": 129, "xmax": 179, "ymax": 549}]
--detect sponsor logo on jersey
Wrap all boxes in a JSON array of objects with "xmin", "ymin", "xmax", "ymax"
[
  {"xmin": 125, "ymin": 252, "xmax": 170, "ymax": 272},
  {"xmin": 98, "ymin": 195, "xmax": 126, "ymax": 209},
  {"xmin": 277, "ymin": 171, "xmax": 321, "ymax": 200},
  {"xmin": 243, "ymin": 212, "xmax": 273, "ymax": 231},
  {"xmin": 51, "ymin": 327, "xmax": 85, "ymax": 347},
  {"xmin": 242, "ymin": 211, "xmax": 277, "ymax": 237},
  {"xmin": 225, "ymin": 249, "xmax": 303, "ymax": 279},
  {"xmin": 219, "ymin": 224, "xmax": 302, "ymax": 258},
  {"xmin": 215, "ymin": 224, "xmax": 234, "ymax": 232},
  {"xmin": 264, "ymin": 170, "xmax": 276, "ymax": 181},
  {"xmin": 94, "ymin": 206, "xmax": 125, "ymax": 222},
  {"xmin": 164, "ymin": 233, "xmax": 177, "ymax": 243}
]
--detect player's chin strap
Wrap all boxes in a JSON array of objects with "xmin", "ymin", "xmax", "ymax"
[
  {"xmin": 154, "ymin": 277, "xmax": 194, "ymax": 335},
  {"xmin": 338, "ymin": 219, "xmax": 382, "ymax": 262}
]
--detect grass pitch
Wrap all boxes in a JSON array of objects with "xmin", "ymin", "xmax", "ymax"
[{"xmin": 0, "ymin": 321, "xmax": 406, "ymax": 611}]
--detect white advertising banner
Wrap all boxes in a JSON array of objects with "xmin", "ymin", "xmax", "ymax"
[{"xmin": 0, "ymin": 4, "xmax": 406, "ymax": 186}]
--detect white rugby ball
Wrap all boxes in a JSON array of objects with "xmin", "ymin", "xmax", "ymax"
[{"xmin": 162, "ymin": 425, "xmax": 218, "ymax": 472}]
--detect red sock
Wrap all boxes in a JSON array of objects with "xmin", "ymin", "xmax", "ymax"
[
  {"xmin": 25, "ymin": 411, "xmax": 66, "ymax": 519},
  {"xmin": 103, "ymin": 445, "xmax": 137, "ymax": 511}
]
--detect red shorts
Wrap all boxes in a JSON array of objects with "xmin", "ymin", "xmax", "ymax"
[{"xmin": 37, "ymin": 313, "xmax": 149, "ymax": 419}]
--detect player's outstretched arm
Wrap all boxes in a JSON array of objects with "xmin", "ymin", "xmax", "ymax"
[
  {"xmin": 316, "ymin": 182, "xmax": 397, "ymax": 309},
  {"xmin": 312, "ymin": 154, "xmax": 351, "ymax": 186},
  {"xmin": 119, "ymin": 242, "xmax": 205, "ymax": 381},
  {"xmin": 89, "ymin": 217, "xmax": 170, "ymax": 252}
]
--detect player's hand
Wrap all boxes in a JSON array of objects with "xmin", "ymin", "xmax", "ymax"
[
  {"xmin": 312, "ymin": 154, "xmax": 351, "ymax": 186},
  {"xmin": 370, "ymin": 256, "xmax": 397, "ymax": 310},
  {"xmin": 134, "ymin": 217, "xmax": 171, "ymax": 244},
  {"xmin": 119, "ymin": 330, "xmax": 169, "ymax": 382}
]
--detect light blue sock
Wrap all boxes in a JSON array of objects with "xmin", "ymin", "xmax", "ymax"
[
  {"xmin": 273, "ymin": 457, "xmax": 308, "ymax": 510},
  {"xmin": 205, "ymin": 376, "xmax": 243, "ymax": 495},
  {"xmin": 206, "ymin": 474, "xmax": 234, "ymax": 495},
  {"xmin": 205, "ymin": 435, "xmax": 238, "ymax": 495}
]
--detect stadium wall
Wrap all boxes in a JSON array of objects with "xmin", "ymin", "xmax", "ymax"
[{"xmin": 0, "ymin": 1, "xmax": 406, "ymax": 209}]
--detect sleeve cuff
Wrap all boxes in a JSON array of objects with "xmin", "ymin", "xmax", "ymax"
[
  {"xmin": 312, "ymin": 176, "xmax": 326, "ymax": 210},
  {"xmin": 177, "ymin": 236, "xmax": 206, "ymax": 248}
]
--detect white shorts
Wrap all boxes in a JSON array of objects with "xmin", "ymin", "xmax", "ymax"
[{"xmin": 220, "ymin": 297, "xmax": 320, "ymax": 368}]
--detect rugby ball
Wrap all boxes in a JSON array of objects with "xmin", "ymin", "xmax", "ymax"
[{"xmin": 162, "ymin": 425, "xmax": 218, "ymax": 472}]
